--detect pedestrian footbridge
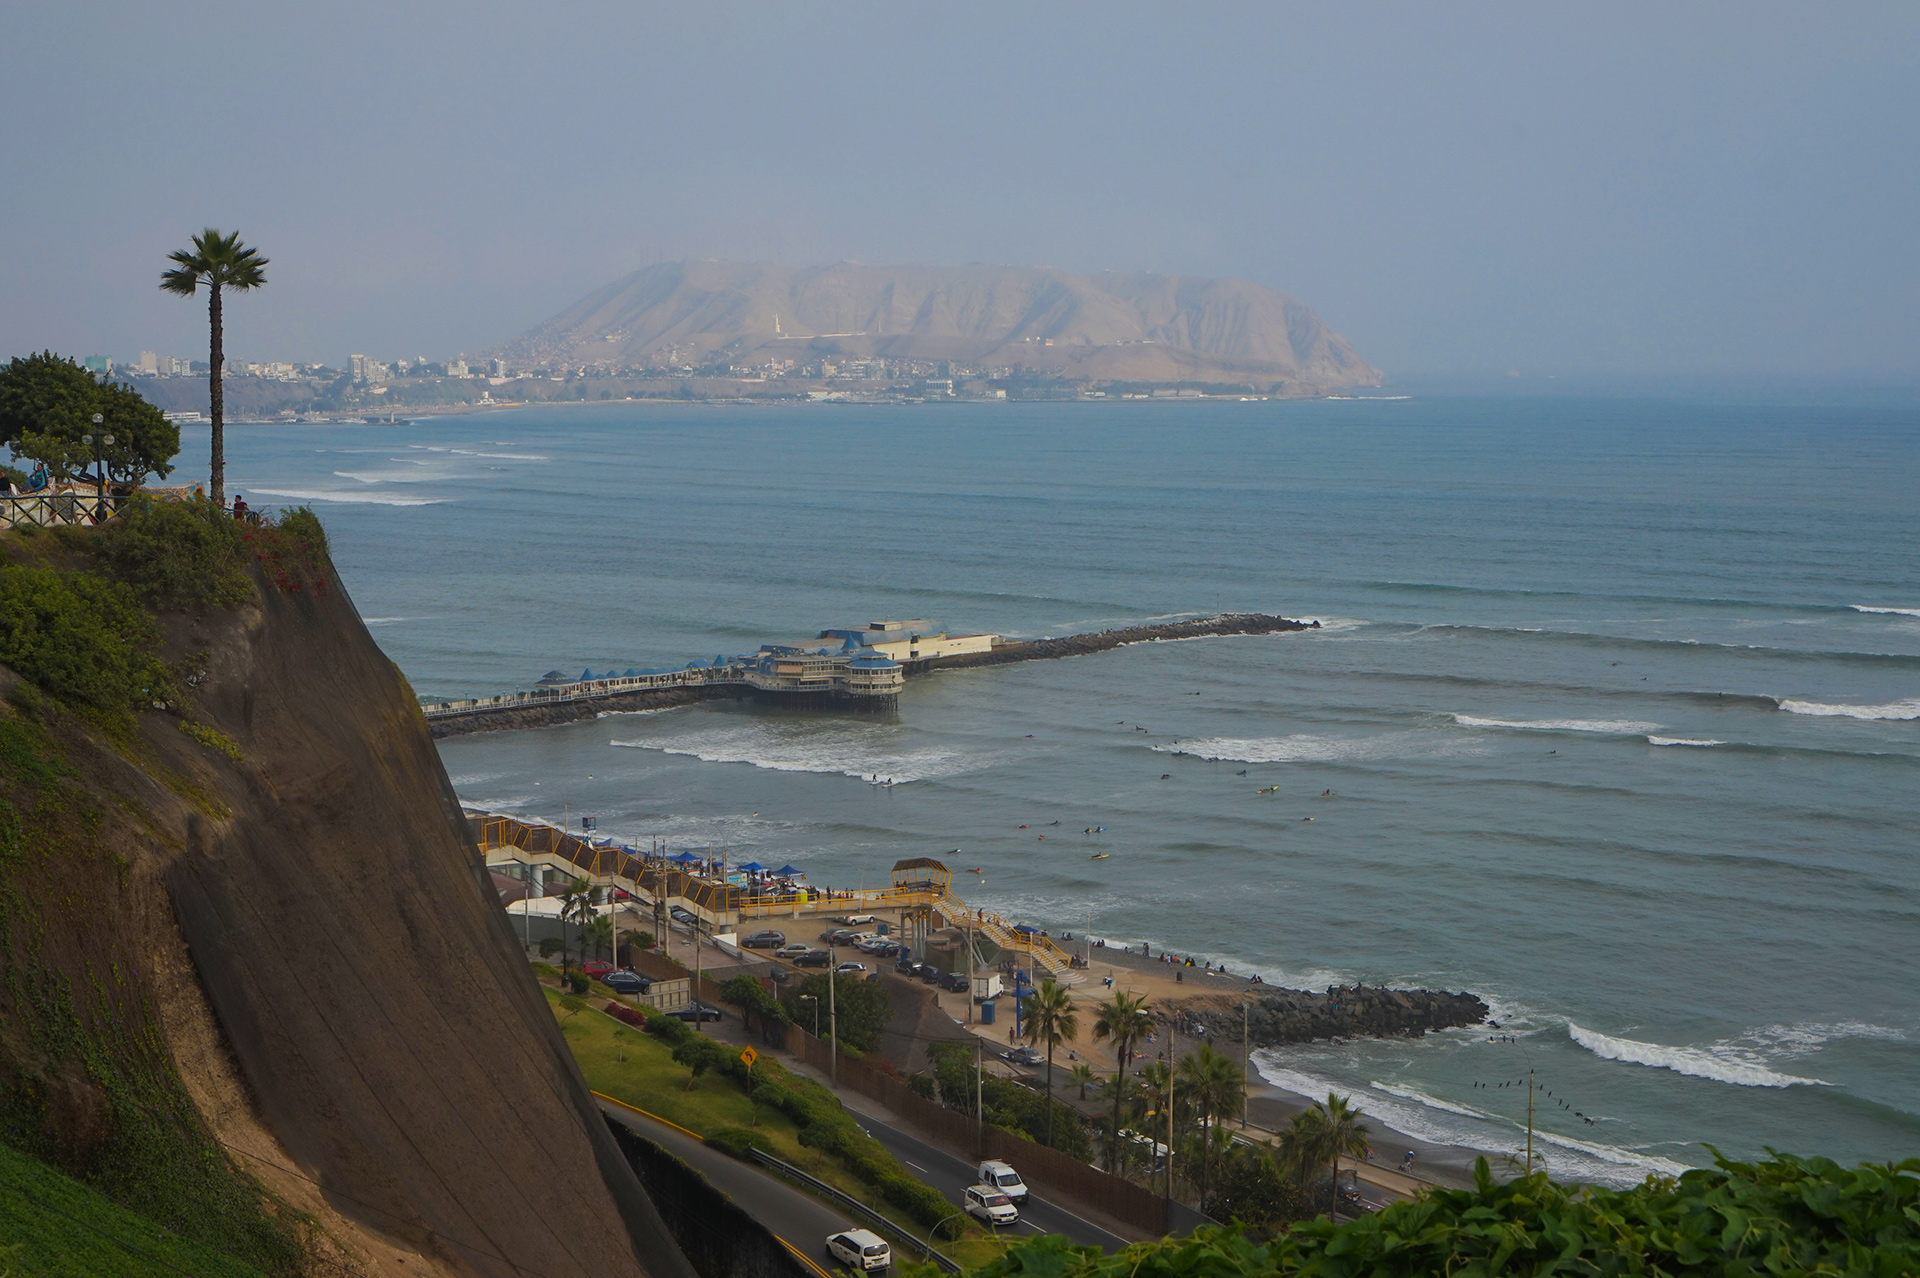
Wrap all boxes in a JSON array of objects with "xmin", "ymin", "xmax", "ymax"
[{"xmin": 472, "ymin": 813, "xmax": 1080, "ymax": 978}]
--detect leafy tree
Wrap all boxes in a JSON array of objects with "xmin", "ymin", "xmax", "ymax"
[
  {"xmin": 584, "ymin": 912, "xmax": 613, "ymax": 961},
  {"xmin": 0, "ymin": 352, "xmax": 178, "ymax": 489},
  {"xmin": 1022, "ymin": 979, "xmax": 1079, "ymax": 1146},
  {"xmin": 537, "ymin": 936, "xmax": 563, "ymax": 959},
  {"xmin": 671, "ymin": 1033, "xmax": 727, "ymax": 1090},
  {"xmin": 783, "ymin": 972, "xmax": 890, "ymax": 1053},
  {"xmin": 94, "ymin": 494, "xmax": 249, "ymax": 609},
  {"xmin": 160, "ymin": 228, "xmax": 268, "ymax": 507},
  {"xmin": 618, "ymin": 928, "xmax": 654, "ymax": 963},
  {"xmin": 1092, "ymin": 990, "xmax": 1154, "ymax": 1173},
  {"xmin": 1205, "ymin": 1141, "xmax": 1308, "ymax": 1229}
]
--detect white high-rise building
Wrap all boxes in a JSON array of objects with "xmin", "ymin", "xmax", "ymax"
[{"xmin": 137, "ymin": 351, "xmax": 159, "ymax": 375}]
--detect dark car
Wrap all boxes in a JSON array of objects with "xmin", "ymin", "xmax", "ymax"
[
  {"xmin": 894, "ymin": 954, "xmax": 917, "ymax": 973},
  {"xmin": 670, "ymin": 1001, "xmax": 722, "ymax": 1022},
  {"xmin": 742, "ymin": 930, "xmax": 786, "ymax": 949},
  {"xmin": 941, "ymin": 972, "xmax": 970, "ymax": 993},
  {"xmin": 794, "ymin": 949, "xmax": 833, "ymax": 968},
  {"xmin": 670, "ymin": 906, "xmax": 699, "ymax": 925},
  {"xmin": 823, "ymin": 928, "xmax": 861, "ymax": 946},
  {"xmin": 912, "ymin": 963, "xmax": 941, "ymax": 983},
  {"xmin": 1001, "ymin": 1045, "xmax": 1044, "ymax": 1067},
  {"xmin": 604, "ymin": 971, "xmax": 652, "ymax": 995}
]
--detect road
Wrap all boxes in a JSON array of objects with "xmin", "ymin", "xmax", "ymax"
[
  {"xmin": 846, "ymin": 1106, "xmax": 1128, "ymax": 1251},
  {"xmin": 598, "ymin": 1097, "xmax": 844, "ymax": 1277}
]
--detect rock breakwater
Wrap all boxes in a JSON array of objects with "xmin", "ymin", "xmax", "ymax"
[
  {"xmin": 1180, "ymin": 984, "xmax": 1489, "ymax": 1047},
  {"xmin": 927, "ymin": 612, "xmax": 1318, "ymax": 671}
]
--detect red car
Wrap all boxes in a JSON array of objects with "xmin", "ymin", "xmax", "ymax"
[{"xmin": 583, "ymin": 960, "xmax": 614, "ymax": 980}]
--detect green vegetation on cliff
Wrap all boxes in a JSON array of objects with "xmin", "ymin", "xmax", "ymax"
[{"xmin": 960, "ymin": 1151, "xmax": 1920, "ymax": 1278}]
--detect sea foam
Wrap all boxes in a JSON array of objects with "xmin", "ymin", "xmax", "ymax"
[
  {"xmin": 1647, "ymin": 736, "xmax": 1726, "ymax": 747},
  {"xmin": 1455, "ymin": 715, "xmax": 1661, "ymax": 735},
  {"xmin": 1566, "ymin": 1022, "xmax": 1823, "ymax": 1088},
  {"xmin": 1153, "ymin": 732, "xmax": 1474, "ymax": 765},
  {"xmin": 250, "ymin": 487, "xmax": 446, "ymax": 506},
  {"xmin": 1777, "ymin": 697, "xmax": 1920, "ymax": 720},
  {"xmin": 1849, "ymin": 605, "xmax": 1920, "ymax": 617}
]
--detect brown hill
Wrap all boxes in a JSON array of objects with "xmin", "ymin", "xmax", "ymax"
[
  {"xmin": 491, "ymin": 261, "xmax": 1379, "ymax": 392},
  {"xmin": 0, "ymin": 527, "xmax": 690, "ymax": 1278}
]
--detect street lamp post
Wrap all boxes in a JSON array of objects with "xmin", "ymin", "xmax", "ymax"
[
  {"xmin": 79, "ymin": 414, "xmax": 114, "ymax": 520},
  {"xmin": 797, "ymin": 993, "xmax": 819, "ymax": 1037}
]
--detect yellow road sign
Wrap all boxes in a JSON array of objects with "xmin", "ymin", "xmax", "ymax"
[{"xmin": 740, "ymin": 1046, "xmax": 758, "ymax": 1067}]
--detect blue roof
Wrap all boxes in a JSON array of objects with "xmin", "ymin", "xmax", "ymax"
[
  {"xmin": 579, "ymin": 668, "xmax": 595, "ymax": 681},
  {"xmin": 713, "ymin": 654, "xmax": 727, "ymax": 666},
  {"xmin": 848, "ymin": 655, "xmax": 900, "ymax": 669},
  {"xmin": 623, "ymin": 668, "xmax": 639, "ymax": 677}
]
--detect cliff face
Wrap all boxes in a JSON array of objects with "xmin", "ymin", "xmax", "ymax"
[
  {"xmin": 0, "ymin": 536, "xmax": 689, "ymax": 1278},
  {"xmin": 491, "ymin": 260, "xmax": 1380, "ymax": 391}
]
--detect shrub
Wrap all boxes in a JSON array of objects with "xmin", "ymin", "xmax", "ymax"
[
  {"xmin": 95, "ymin": 495, "xmax": 250, "ymax": 610},
  {"xmin": 566, "ymin": 971, "xmax": 590, "ymax": 995},
  {"xmin": 177, "ymin": 720, "xmax": 242, "ymax": 760},
  {"xmin": 538, "ymin": 936, "xmax": 563, "ymax": 958},
  {"xmin": 0, "ymin": 565, "xmax": 167, "ymax": 716},
  {"xmin": 707, "ymin": 1127, "xmax": 773, "ymax": 1160}
]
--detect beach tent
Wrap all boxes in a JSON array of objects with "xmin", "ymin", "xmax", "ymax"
[
  {"xmin": 670, "ymin": 850, "xmax": 701, "ymax": 864},
  {"xmin": 736, "ymin": 861, "xmax": 766, "ymax": 873},
  {"xmin": 776, "ymin": 864, "xmax": 802, "ymax": 878}
]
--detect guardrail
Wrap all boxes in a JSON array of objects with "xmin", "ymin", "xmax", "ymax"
[{"xmin": 749, "ymin": 1150, "xmax": 961, "ymax": 1273}]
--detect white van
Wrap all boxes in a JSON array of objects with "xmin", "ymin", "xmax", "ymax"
[
  {"xmin": 826, "ymin": 1229, "xmax": 891, "ymax": 1272},
  {"xmin": 977, "ymin": 1160, "xmax": 1027, "ymax": 1203}
]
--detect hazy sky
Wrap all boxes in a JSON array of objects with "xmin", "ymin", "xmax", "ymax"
[{"xmin": 5, "ymin": 3, "xmax": 1915, "ymax": 377}]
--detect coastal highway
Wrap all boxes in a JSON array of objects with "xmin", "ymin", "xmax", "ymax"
[
  {"xmin": 846, "ymin": 1105, "xmax": 1129, "ymax": 1251},
  {"xmin": 597, "ymin": 1098, "xmax": 844, "ymax": 1275}
]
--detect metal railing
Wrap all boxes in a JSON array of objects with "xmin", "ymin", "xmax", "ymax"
[{"xmin": 748, "ymin": 1151, "xmax": 961, "ymax": 1273}]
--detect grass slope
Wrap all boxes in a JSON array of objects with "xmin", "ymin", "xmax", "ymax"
[
  {"xmin": 0, "ymin": 1139, "xmax": 271, "ymax": 1277},
  {"xmin": 544, "ymin": 985, "xmax": 1017, "ymax": 1269}
]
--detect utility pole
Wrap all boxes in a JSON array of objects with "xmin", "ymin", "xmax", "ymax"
[
  {"xmin": 693, "ymin": 913, "xmax": 705, "ymax": 1033},
  {"xmin": 1526, "ymin": 1068, "xmax": 1536, "ymax": 1175},
  {"xmin": 828, "ymin": 940, "xmax": 839, "ymax": 1086},
  {"xmin": 965, "ymin": 922, "xmax": 974, "ymax": 1024},
  {"xmin": 1242, "ymin": 1002, "xmax": 1250, "ymax": 1128},
  {"xmin": 1166, "ymin": 1060, "xmax": 1175, "ymax": 1216},
  {"xmin": 975, "ymin": 1036, "xmax": 984, "ymax": 1157}
]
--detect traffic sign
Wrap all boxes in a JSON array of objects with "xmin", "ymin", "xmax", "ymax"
[{"xmin": 739, "ymin": 1046, "xmax": 758, "ymax": 1068}]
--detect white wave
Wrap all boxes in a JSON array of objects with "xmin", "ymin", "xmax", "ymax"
[
  {"xmin": 1724, "ymin": 1020, "xmax": 1908, "ymax": 1058},
  {"xmin": 249, "ymin": 487, "xmax": 446, "ymax": 507},
  {"xmin": 362, "ymin": 617, "xmax": 409, "ymax": 626},
  {"xmin": 331, "ymin": 469, "xmax": 438, "ymax": 484},
  {"xmin": 1777, "ymin": 698, "xmax": 1920, "ymax": 721},
  {"xmin": 608, "ymin": 725, "xmax": 986, "ymax": 783},
  {"xmin": 1454, "ymin": 715, "xmax": 1661, "ymax": 734},
  {"xmin": 1297, "ymin": 616, "xmax": 1371, "ymax": 634},
  {"xmin": 1647, "ymin": 736, "xmax": 1725, "ymax": 747},
  {"xmin": 1567, "ymin": 1022, "xmax": 1823, "ymax": 1088},
  {"xmin": 1251, "ymin": 1059, "xmax": 1683, "ymax": 1185},
  {"xmin": 1153, "ymin": 732, "xmax": 1477, "ymax": 765},
  {"xmin": 1849, "ymin": 605, "xmax": 1920, "ymax": 617}
]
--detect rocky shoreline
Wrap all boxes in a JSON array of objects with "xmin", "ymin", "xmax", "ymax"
[{"xmin": 1179, "ymin": 984, "xmax": 1491, "ymax": 1047}]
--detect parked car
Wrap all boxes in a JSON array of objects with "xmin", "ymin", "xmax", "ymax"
[
  {"xmin": 670, "ymin": 906, "xmax": 698, "ymax": 925},
  {"xmin": 912, "ymin": 963, "xmax": 941, "ymax": 983},
  {"xmin": 766, "ymin": 966, "xmax": 791, "ymax": 983},
  {"xmin": 825, "ymin": 1229, "xmax": 891, "ymax": 1272},
  {"xmin": 669, "ymin": 1001, "xmax": 721, "ymax": 1023},
  {"xmin": 941, "ymin": 972, "xmax": 971, "ymax": 993},
  {"xmin": 977, "ymin": 1160, "xmax": 1028, "ymax": 1203},
  {"xmin": 777, "ymin": 942, "xmax": 813, "ymax": 958},
  {"xmin": 794, "ymin": 949, "xmax": 833, "ymax": 968},
  {"xmin": 894, "ymin": 954, "xmax": 917, "ymax": 973},
  {"xmin": 1000, "ymin": 1046, "xmax": 1044, "ymax": 1068},
  {"xmin": 963, "ymin": 1185, "xmax": 1020, "ymax": 1226},
  {"xmin": 835, "ymin": 961, "xmax": 866, "ymax": 975},
  {"xmin": 603, "ymin": 971, "xmax": 652, "ymax": 995},
  {"xmin": 582, "ymin": 960, "xmax": 614, "ymax": 980},
  {"xmin": 858, "ymin": 937, "xmax": 898, "ymax": 955},
  {"xmin": 741, "ymin": 930, "xmax": 786, "ymax": 949},
  {"xmin": 832, "ymin": 914, "xmax": 877, "ymax": 927}
]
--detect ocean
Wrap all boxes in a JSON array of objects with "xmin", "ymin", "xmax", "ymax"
[{"xmin": 197, "ymin": 390, "xmax": 1918, "ymax": 1185}]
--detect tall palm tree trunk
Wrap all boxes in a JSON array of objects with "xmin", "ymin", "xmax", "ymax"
[
  {"xmin": 207, "ymin": 284, "xmax": 225, "ymax": 507},
  {"xmin": 1045, "ymin": 1045, "xmax": 1056, "ymax": 1146},
  {"xmin": 1108, "ymin": 1051, "xmax": 1127, "ymax": 1172}
]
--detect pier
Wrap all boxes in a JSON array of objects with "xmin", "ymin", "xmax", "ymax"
[{"xmin": 425, "ymin": 612, "xmax": 1319, "ymax": 738}]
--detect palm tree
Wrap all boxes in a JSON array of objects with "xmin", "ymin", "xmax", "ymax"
[
  {"xmin": 159, "ymin": 229, "xmax": 268, "ymax": 508},
  {"xmin": 555, "ymin": 876, "xmax": 603, "ymax": 973},
  {"xmin": 584, "ymin": 913, "xmax": 614, "ymax": 963},
  {"xmin": 1177, "ymin": 1044, "xmax": 1245, "ymax": 1206},
  {"xmin": 1021, "ymin": 979, "xmax": 1079, "ymax": 1146},
  {"xmin": 1137, "ymin": 1058, "xmax": 1177, "ymax": 1197},
  {"xmin": 1091, "ymin": 990, "xmax": 1154, "ymax": 1174},
  {"xmin": 1303, "ymin": 1092, "xmax": 1370, "ymax": 1214},
  {"xmin": 1069, "ymin": 1062, "xmax": 1097, "ymax": 1100}
]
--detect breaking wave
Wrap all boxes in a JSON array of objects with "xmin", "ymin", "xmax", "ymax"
[
  {"xmin": 1850, "ymin": 606, "xmax": 1920, "ymax": 617},
  {"xmin": 250, "ymin": 487, "xmax": 446, "ymax": 506},
  {"xmin": 1647, "ymin": 736, "xmax": 1725, "ymax": 747},
  {"xmin": 1567, "ymin": 1022, "xmax": 1824, "ymax": 1088},
  {"xmin": 1777, "ymin": 698, "xmax": 1920, "ymax": 721},
  {"xmin": 1154, "ymin": 732, "xmax": 1478, "ymax": 764},
  {"xmin": 608, "ymin": 725, "xmax": 987, "ymax": 783},
  {"xmin": 1454, "ymin": 715, "xmax": 1662, "ymax": 735}
]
